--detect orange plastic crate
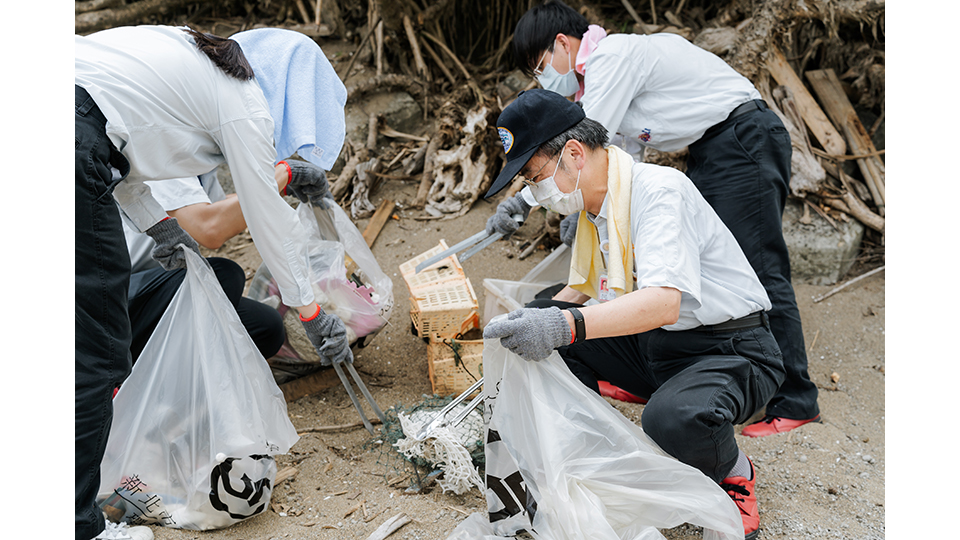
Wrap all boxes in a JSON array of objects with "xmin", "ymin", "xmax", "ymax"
[{"xmin": 427, "ymin": 337, "xmax": 484, "ymax": 397}]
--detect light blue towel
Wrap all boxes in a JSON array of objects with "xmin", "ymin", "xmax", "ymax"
[{"xmin": 232, "ymin": 28, "xmax": 347, "ymax": 170}]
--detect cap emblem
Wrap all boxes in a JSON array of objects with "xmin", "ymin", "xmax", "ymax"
[{"xmin": 498, "ymin": 127, "xmax": 514, "ymax": 154}]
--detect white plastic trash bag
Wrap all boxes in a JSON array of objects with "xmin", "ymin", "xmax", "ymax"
[
  {"xmin": 247, "ymin": 202, "xmax": 393, "ymax": 379},
  {"xmin": 97, "ymin": 249, "xmax": 300, "ymax": 530},
  {"xmin": 447, "ymin": 322, "xmax": 744, "ymax": 540}
]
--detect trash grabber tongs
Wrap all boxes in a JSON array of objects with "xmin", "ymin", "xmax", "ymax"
[
  {"xmin": 413, "ymin": 377, "xmax": 484, "ymax": 441},
  {"xmin": 332, "ymin": 361, "xmax": 387, "ymax": 435},
  {"xmin": 307, "ymin": 203, "xmax": 386, "ymax": 434},
  {"xmin": 414, "ymin": 214, "xmax": 524, "ymax": 274}
]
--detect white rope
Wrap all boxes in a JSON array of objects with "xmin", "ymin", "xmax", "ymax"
[{"xmin": 394, "ymin": 407, "xmax": 484, "ymax": 495}]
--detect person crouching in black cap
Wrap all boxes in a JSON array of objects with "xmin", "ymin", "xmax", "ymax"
[{"xmin": 483, "ymin": 88, "xmax": 784, "ymax": 540}]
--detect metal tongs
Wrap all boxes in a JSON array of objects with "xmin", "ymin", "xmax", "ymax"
[
  {"xmin": 414, "ymin": 214, "xmax": 523, "ymax": 274},
  {"xmin": 413, "ymin": 377, "xmax": 484, "ymax": 441},
  {"xmin": 310, "ymin": 203, "xmax": 386, "ymax": 434}
]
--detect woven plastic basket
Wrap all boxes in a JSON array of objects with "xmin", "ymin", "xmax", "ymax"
[
  {"xmin": 426, "ymin": 337, "xmax": 484, "ymax": 397},
  {"xmin": 400, "ymin": 241, "xmax": 466, "ymax": 293},
  {"xmin": 409, "ymin": 278, "xmax": 479, "ymax": 339}
]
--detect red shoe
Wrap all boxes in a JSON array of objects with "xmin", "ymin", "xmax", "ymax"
[
  {"xmin": 741, "ymin": 414, "xmax": 821, "ymax": 438},
  {"xmin": 720, "ymin": 457, "xmax": 759, "ymax": 540},
  {"xmin": 597, "ymin": 381, "xmax": 648, "ymax": 404}
]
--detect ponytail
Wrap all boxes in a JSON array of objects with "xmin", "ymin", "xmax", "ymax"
[{"xmin": 183, "ymin": 27, "xmax": 255, "ymax": 80}]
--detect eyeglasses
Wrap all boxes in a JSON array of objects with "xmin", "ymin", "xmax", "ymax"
[
  {"xmin": 521, "ymin": 152, "xmax": 560, "ymax": 187},
  {"xmin": 532, "ymin": 48, "xmax": 553, "ymax": 77}
]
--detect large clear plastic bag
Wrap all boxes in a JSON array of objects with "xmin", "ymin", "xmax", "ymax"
[
  {"xmin": 247, "ymin": 202, "xmax": 394, "ymax": 381},
  {"xmin": 446, "ymin": 323, "xmax": 744, "ymax": 540},
  {"xmin": 97, "ymin": 249, "xmax": 300, "ymax": 530}
]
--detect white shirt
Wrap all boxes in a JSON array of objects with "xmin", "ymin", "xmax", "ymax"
[
  {"xmin": 123, "ymin": 171, "xmax": 226, "ymax": 274},
  {"xmin": 76, "ymin": 26, "xmax": 314, "ymax": 307},
  {"xmin": 587, "ymin": 161, "xmax": 769, "ymax": 331},
  {"xmin": 579, "ymin": 33, "xmax": 761, "ymax": 152}
]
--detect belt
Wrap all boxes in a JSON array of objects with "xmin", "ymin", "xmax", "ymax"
[
  {"xmin": 726, "ymin": 99, "xmax": 768, "ymax": 122},
  {"xmin": 696, "ymin": 311, "xmax": 768, "ymax": 333}
]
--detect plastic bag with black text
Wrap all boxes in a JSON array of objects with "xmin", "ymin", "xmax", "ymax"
[
  {"xmin": 446, "ymin": 324, "xmax": 745, "ymax": 540},
  {"xmin": 97, "ymin": 249, "xmax": 300, "ymax": 530}
]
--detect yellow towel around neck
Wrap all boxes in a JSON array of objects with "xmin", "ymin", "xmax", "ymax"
[{"xmin": 567, "ymin": 145, "xmax": 634, "ymax": 301}]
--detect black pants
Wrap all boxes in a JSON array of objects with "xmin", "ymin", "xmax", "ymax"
[
  {"xmin": 127, "ymin": 257, "xmax": 285, "ymax": 363},
  {"xmin": 75, "ymin": 85, "xmax": 131, "ymax": 540},
  {"xmin": 527, "ymin": 299, "xmax": 784, "ymax": 483},
  {"xmin": 686, "ymin": 104, "xmax": 819, "ymax": 421}
]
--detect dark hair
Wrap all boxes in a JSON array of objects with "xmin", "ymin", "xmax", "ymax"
[
  {"xmin": 183, "ymin": 27, "xmax": 255, "ymax": 80},
  {"xmin": 536, "ymin": 117, "xmax": 609, "ymax": 165},
  {"xmin": 514, "ymin": 1, "xmax": 590, "ymax": 77}
]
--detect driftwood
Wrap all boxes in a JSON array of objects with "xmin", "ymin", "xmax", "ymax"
[
  {"xmin": 813, "ymin": 265, "xmax": 884, "ymax": 303},
  {"xmin": 819, "ymin": 161, "xmax": 884, "ymax": 233},
  {"xmin": 346, "ymin": 73, "xmax": 427, "ymax": 103},
  {"xmin": 805, "ymin": 68, "xmax": 885, "ymax": 214},
  {"xmin": 765, "ymin": 45, "xmax": 846, "ymax": 156},
  {"xmin": 76, "ymin": 0, "xmax": 197, "ymax": 34}
]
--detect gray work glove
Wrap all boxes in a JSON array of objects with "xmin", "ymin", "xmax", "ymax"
[
  {"xmin": 485, "ymin": 192, "xmax": 531, "ymax": 238},
  {"xmin": 283, "ymin": 159, "xmax": 334, "ymax": 209},
  {"xmin": 145, "ymin": 217, "xmax": 202, "ymax": 271},
  {"xmin": 300, "ymin": 308, "xmax": 354, "ymax": 366},
  {"xmin": 483, "ymin": 307, "xmax": 572, "ymax": 362},
  {"xmin": 559, "ymin": 212, "xmax": 579, "ymax": 247}
]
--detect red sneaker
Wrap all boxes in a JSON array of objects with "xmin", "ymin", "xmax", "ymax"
[
  {"xmin": 597, "ymin": 381, "xmax": 648, "ymax": 404},
  {"xmin": 720, "ymin": 457, "xmax": 759, "ymax": 540},
  {"xmin": 741, "ymin": 414, "xmax": 821, "ymax": 438}
]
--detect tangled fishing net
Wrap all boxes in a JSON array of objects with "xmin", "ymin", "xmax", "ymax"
[{"xmin": 368, "ymin": 395, "xmax": 484, "ymax": 495}]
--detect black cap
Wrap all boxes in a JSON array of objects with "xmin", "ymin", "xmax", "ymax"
[{"xmin": 485, "ymin": 89, "xmax": 586, "ymax": 199}]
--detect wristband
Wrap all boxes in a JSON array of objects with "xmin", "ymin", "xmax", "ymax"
[
  {"xmin": 567, "ymin": 307, "xmax": 585, "ymax": 344},
  {"xmin": 299, "ymin": 303, "xmax": 322, "ymax": 322},
  {"xmin": 278, "ymin": 160, "xmax": 292, "ymax": 195}
]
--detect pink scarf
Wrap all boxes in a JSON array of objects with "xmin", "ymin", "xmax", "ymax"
[{"xmin": 574, "ymin": 25, "xmax": 607, "ymax": 101}]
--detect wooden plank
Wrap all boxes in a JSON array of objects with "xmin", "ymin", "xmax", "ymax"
[
  {"xmin": 765, "ymin": 46, "xmax": 846, "ymax": 156},
  {"xmin": 280, "ymin": 368, "xmax": 340, "ymax": 402},
  {"xmin": 805, "ymin": 69, "xmax": 884, "ymax": 213},
  {"xmin": 362, "ymin": 199, "xmax": 396, "ymax": 248}
]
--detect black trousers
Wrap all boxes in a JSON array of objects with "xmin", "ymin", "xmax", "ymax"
[
  {"xmin": 527, "ymin": 299, "xmax": 784, "ymax": 483},
  {"xmin": 127, "ymin": 257, "xmax": 285, "ymax": 363},
  {"xmin": 686, "ymin": 104, "xmax": 819, "ymax": 421},
  {"xmin": 75, "ymin": 85, "xmax": 131, "ymax": 540}
]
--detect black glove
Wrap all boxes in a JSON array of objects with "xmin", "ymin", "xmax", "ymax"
[
  {"xmin": 485, "ymin": 193, "xmax": 531, "ymax": 238},
  {"xmin": 145, "ymin": 217, "xmax": 202, "ymax": 271},
  {"xmin": 283, "ymin": 159, "xmax": 334, "ymax": 208},
  {"xmin": 560, "ymin": 213, "xmax": 579, "ymax": 247},
  {"xmin": 300, "ymin": 307, "xmax": 353, "ymax": 366}
]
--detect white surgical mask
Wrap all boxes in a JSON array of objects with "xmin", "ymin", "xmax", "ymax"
[
  {"xmin": 528, "ymin": 153, "xmax": 584, "ymax": 215},
  {"xmin": 536, "ymin": 40, "xmax": 579, "ymax": 97}
]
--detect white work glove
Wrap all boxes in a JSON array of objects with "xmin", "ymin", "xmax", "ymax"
[
  {"xmin": 485, "ymin": 192, "xmax": 531, "ymax": 238},
  {"xmin": 300, "ymin": 307, "xmax": 353, "ymax": 366},
  {"xmin": 145, "ymin": 217, "xmax": 202, "ymax": 271},
  {"xmin": 483, "ymin": 307, "xmax": 572, "ymax": 361}
]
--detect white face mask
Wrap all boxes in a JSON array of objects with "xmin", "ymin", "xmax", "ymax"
[
  {"xmin": 536, "ymin": 40, "xmax": 579, "ymax": 97},
  {"xmin": 528, "ymin": 152, "xmax": 584, "ymax": 215}
]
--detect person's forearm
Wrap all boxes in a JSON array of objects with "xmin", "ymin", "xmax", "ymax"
[
  {"xmin": 168, "ymin": 194, "xmax": 246, "ymax": 249},
  {"xmin": 167, "ymin": 164, "xmax": 291, "ymax": 249},
  {"xmin": 552, "ymin": 285, "xmax": 591, "ymax": 304},
  {"xmin": 560, "ymin": 286, "xmax": 681, "ymax": 341}
]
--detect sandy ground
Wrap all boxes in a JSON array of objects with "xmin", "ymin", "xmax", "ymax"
[{"xmin": 141, "ymin": 173, "xmax": 884, "ymax": 540}]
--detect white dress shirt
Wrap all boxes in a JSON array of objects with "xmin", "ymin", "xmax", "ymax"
[
  {"xmin": 76, "ymin": 25, "xmax": 314, "ymax": 307},
  {"xmin": 587, "ymin": 161, "xmax": 770, "ymax": 330},
  {"xmin": 579, "ymin": 33, "xmax": 761, "ymax": 152}
]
